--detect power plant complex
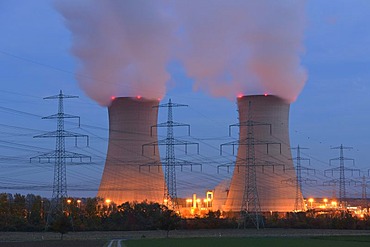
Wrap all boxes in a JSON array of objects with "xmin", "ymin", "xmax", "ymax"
[{"xmin": 97, "ymin": 95, "xmax": 303, "ymax": 214}]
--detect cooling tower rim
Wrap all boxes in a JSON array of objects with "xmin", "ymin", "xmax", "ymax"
[
  {"xmin": 237, "ymin": 94, "xmax": 289, "ymax": 103},
  {"xmin": 109, "ymin": 96, "xmax": 161, "ymax": 106}
]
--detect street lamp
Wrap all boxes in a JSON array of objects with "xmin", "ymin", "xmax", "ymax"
[
  {"xmin": 77, "ymin": 199, "xmax": 81, "ymax": 208},
  {"xmin": 323, "ymin": 198, "xmax": 328, "ymax": 207},
  {"xmin": 186, "ymin": 199, "xmax": 192, "ymax": 208},
  {"xmin": 308, "ymin": 198, "xmax": 314, "ymax": 209},
  {"xmin": 196, "ymin": 199, "xmax": 201, "ymax": 208},
  {"xmin": 66, "ymin": 199, "xmax": 72, "ymax": 216},
  {"xmin": 105, "ymin": 199, "xmax": 111, "ymax": 215}
]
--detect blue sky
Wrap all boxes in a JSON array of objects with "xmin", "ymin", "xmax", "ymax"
[{"xmin": 0, "ymin": 0, "xmax": 370, "ymax": 200}]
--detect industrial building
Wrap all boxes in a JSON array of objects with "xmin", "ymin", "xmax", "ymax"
[{"xmin": 97, "ymin": 95, "xmax": 303, "ymax": 214}]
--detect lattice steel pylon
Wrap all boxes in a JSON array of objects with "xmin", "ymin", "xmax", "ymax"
[
  {"xmin": 242, "ymin": 101, "xmax": 262, "ymax": 229},
  {"xmin": 324, "ymin": 144, "xmax": 360, "ymax": 205},
  {"xmin": 282, "ymin": 146, "xmax": 316, "ymax": 211},
  {"xmin": 141, "ymin": 99, "xmax": 201, "ymax": 210},
  {"xmin": 362, "ymin": 175, "xmax": 367, "ymax": 200},
  {"xmin": 30, "ymin": 90, "xmax": 90, "ymax": 227},
  {"xmin": 355, "ymin": 175, "xmax": 370, "ymax": 200}
]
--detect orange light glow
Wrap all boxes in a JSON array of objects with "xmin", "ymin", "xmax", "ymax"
[
  {"xmin": 105, "ymin": 199, "xmax": 111, "ymax": 204},
  {"xmin": 136, "ymin": 95, "xmax": 142, "ymax": 99},
  {"xmin": 111, "ymin": 96, "xmax": 116, "ymax": 100},
  {"xmin": 264, "ymin": 93, "xmax": 268, "ymax": 96},
  {"xmin": 237, "ymin": 94, "xmax": 243, "ymax": 98}
]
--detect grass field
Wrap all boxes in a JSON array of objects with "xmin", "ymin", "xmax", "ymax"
[
  {"xmin": 124, "ymin": 236, "xmax": 370, "ymax": 247},
  {"xmin": 1, "ymin": 230, "xmax": 370, "ymax": 246}
]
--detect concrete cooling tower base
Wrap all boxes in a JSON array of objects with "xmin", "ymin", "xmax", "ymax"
[
  {"xmin": 223, "ymin": 95, "xmax": 304, "ymax": 213},
  {"xmin": 98, "ymin": 97, "xmax": 165, "ymax": 205}
]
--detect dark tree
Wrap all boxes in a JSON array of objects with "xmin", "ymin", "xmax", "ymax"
[
  {"xmin": 159, "ymin": 208, "xmax": 181, "ymax": 238},
  {"xmin": 51, "ymin": 214, "xmax": 71, "ymax": 240}
]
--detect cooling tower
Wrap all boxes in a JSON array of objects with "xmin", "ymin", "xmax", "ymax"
[
  {"xmin": 224, "ymin": 95, "xmax": 303, "ymax": 212},
  {"xmin": 98, "ymin": 97, "xmax": 165, "ymax": 205}
]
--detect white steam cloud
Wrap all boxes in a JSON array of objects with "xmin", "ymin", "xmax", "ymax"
[
  {"xmin": 56, "ymin": 0, "xmax": 177, "ymax": 106},
  {"xmin": 174, "ymin": 0, "xmax": 307, "ymax": 102},
  {"xmin": 56, "ymin": 0, "xmax": 307, "ymax": 105}
]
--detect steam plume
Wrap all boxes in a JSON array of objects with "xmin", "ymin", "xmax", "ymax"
[
  {"xmin": 56, "ymin": 0, "xmax": 307, "ymax": 104},
  {"xmin": 56, "ymin": 0, "xmax": 176, "ymax": 106},
  {"xmin": 175, "ymin": 0, "xmax": 307, "ymax": 102}
]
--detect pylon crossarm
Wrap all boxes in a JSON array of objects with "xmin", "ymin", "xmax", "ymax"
[
  {"xmin": 347, "ymin": 179, "xmax": 362, "ymax": 186},
  {"xmin": 324, "ymin": 179, "xmax": 360, "ymax": 186},
  {"xmin": 153, "ymin": 101, "xmax": 188, "ymax": 109},
  {"xmin": 43, "ymin": 113, "xmax": 80, "ymax": 120},
  {"xmin": 325, "ymin": 167, "xmax": 360, "ymax": 176},
  {"xmin": 33, "ymin": 130, "xmax": 89, "ymax": 146},
  {"xmin": 235, "ymin": 159, "xmax": 285, "ymax": 168},
  {"xmin": 324, "ymin": 168, "xmax": 338, "ymax": 176},
  {"xmin": 139, "ymin": 162, "xmax": 162, "ymax": 172},
  {"xmin": 33, "ymin": 130, "xmax": 87, "ymax": 138},
  {"xmin": 235, "ymin": 163, "xmax": 284, "ymax": 174},
  {"xmin": 237, "ymin": 139, "xmax": 282, "ymax": 154},
  {"xmin": 283, "ymin": 178, "xmax": 317, "ymax": 185},
  {"xmin": 302, "ymin": 166, "xmax": 316, "ymax": 175},
  {"xmin": 285, "ymin": 165, "xmax": 315, "ymax": 175},
  {"xmin": 220, "ymin": 139, "xmax": 281, "ymax": 155},
  {"xmin": 144, "ymin": 138, "xmax": 199, "ymax": 155},
  {"xmin": 30, "ymin": 151, "xmax": 91, "ymax": 163},
  {"xmin": 162, "ymin": 160, "xmax": 202, "ymax": 172},
  {"xmin": 150, "ymin": 122, "xmax": 191, "ymax": 136},
  {"xmin": 141, "ymin": 142, "xmax": 158, "ymax": 155},
  {"xmin": 217, "ymin": 163, "xmax": 233, "ymax": 173},
  {"xmin": 329, "ymin": 157, "xmax": 355, "ymax": 165},
  {"xmin": 229, "ymin": 121, "xmax": 272, "ymax": 136},
  {"xmin": 302, "ymin": 178, "xmax": 317, "ymax": 184},
  {"xmin": 220, "ymin": 141, "xmax": 238, "ymax": 155},
  {"xmin": 44, "ymin": 91, "xmax": 78, "ymax": 100},
  {"xmin": 323, "ymin": 180, "xmax": 338, "ymax": 186}
]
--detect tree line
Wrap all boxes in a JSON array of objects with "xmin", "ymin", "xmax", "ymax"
[{"xmin": 0, "ymin": 193, "xmax": 369, "ymax": 232}]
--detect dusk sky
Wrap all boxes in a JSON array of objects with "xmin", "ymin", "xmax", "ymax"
[{"xmin": 1, "ymin": 0, "xmax": 370, "ymax": 200}]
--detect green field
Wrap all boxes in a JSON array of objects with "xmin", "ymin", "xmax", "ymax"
[{"xmin": 124, "ymin": 236, "xmax": 370, "ymax": 247}]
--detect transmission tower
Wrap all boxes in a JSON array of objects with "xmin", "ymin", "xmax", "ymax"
[
  {"xmin": 324, "ymin": 144, "xmax": 360, "ymax": 205},
  {"xmin": 141, "ymin": 99, "xmax": 201, "ymax": 210},
  {"xmin": 355, "ymin": 175, "xmax": 370, "ymax": 201},
  {"xmin": 282, "ymin": 145, "xmax": 316, "ymax": 211},
  {"xmin": 30, "ymin": 90, "xmax": 90, "ymax": 227},
  {"xmin": 219, "ymin": 101, "xmax": 284, "ymax": 230}
]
